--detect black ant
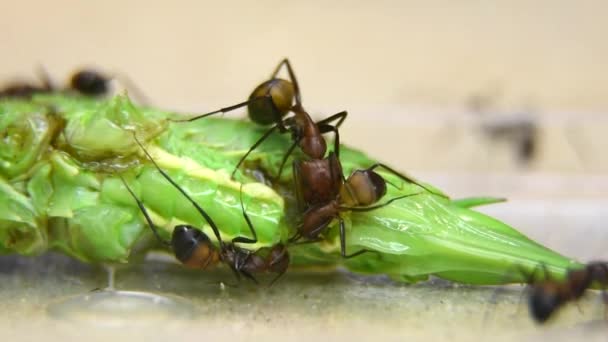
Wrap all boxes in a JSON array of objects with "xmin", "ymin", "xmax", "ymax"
[
  {"xmin": 523, "ymin": 262, "xmax": 608, "ymax": 323},
  {"xmin": 1, "ymin": 68, "xmax": 148, "ymax": 102},
  {"xmin": 173, "ymin": 58, "xmax": 348, "ymax": 179},
  {"xmin": 290, "ymin": 151, "xmax": 436, "ymax": 258},
  {"xmin": 120, "ymin": 135, "xmax": 289, "ymax": 285}
]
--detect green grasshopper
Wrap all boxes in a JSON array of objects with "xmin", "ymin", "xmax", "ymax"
[{"xmin": 0, "ymin": 93, "xmax": 580, "ymax": 284}]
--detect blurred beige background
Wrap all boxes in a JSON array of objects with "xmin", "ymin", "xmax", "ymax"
[
  {"xmin": 2, "ymin": 3, "xmax": 608, "ymax": 340},
  {"xmin": 2, "ymin": 0, "xmax": 607, "ymax": 175}
]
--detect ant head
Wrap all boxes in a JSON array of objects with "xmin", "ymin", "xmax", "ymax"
[
  {"xmin": 70, "ymin": 69, "xmax": 109, "ymax": 96},
  {"xmin": 171, "ymin": 225, "xmax": 214, "ymax": 266},
  {"xmin": 528, "ymin": 284, "xmax": 561, "ymax": 323},
  {"xmin": 247, "ymin": 78, "xmax": 295, "ymax": 125},
  {"xmin": 342, "ymin": 170, "xmax": 387, "ymax": 207}
]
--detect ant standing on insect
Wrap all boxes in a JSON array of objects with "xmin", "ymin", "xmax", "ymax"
[
  {"xmin": 173, "ymin": 58, "xmax": 348, "ymax": 180},
  {"xmin": 290, "ymin": 152, "xmax": 440, "ymax": 258},
  {"xmin": 175, "ymin": 58, "xmax": 449, "ymax": 259},
  {"xmin": 120, "ymin": 135, "xmax": 289, "ymax": 285}
]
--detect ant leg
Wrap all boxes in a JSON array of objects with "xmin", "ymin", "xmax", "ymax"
[
  {"xmin": 230, "ymin": 124, "xmax": 280, "ymax": 179},
  {"xmin": 268, "ymin": 270, "xmax": 287, "ymax": 287},
  {"xmin": 317, "ymin": 111, "xmax": 348, "ymax": 157},
  {"xmin": 338, "ymin": 216, "xmax": 377, "ymax": 259},
  {"xmin": 171, "ymin": 95, "xmax": 274, "ymax": 123},
  {"xmin": 35, "ymin": 65, "xmax": 54, "ymax": 91},
  {"xmin": 340, "ymin": 192, "xmax": 425, "ymax": 212},
  {"xmin": 241, "ymin": 270, "xmax": 260, "ymax": 284},
  {"xmin": 365, "ymin": 163, "xmax": 449, "ymax": 199},
  {"xmin": 231, "ymin": 184, "xmax": 259, "ymax": 245},
  {"xmin": 133, "ymin": 134, "xmax": 224, "ymax": 245},
  {"xmin": 118, "ymin": 175, "xmax": 171, "ymax": 247},
  {"xmin": 270, "ymin": 58, "xmax": 302, "ymax": 106},
  {"xmin": 273, "ymin": 140, "xmax": 299, "ymax": 182},
  {"xmin": 234, "ymin": 256, "xmax": 259, "ymax": 285},
  {"xmin": 292, "ymin": 160, "xmax": 307, "ymax": 213},
  {"xmin": 317, "ymin": 110, "xmax": 348, "ymax": 129},
  {"xmin": 228, "ymin": 265, "xmax": 243, "ymax": 284},
  {"xmin": 288, "ymin": 234, "xmax": 324, "ymax": 245},
  {"xmin": 287, "ymin": 231, "xmax": 302, "ymax": 244}
]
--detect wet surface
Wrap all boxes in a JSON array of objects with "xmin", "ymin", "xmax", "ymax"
[{"xmin": 1, "ymin": 253, "xmax": 607, "ymax": 342}]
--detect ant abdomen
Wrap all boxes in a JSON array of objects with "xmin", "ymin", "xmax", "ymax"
[
  {"xmin": 340, "ymin": 170, "xmax": 387, "ymax": 207},
  {"xmin": 248, "ymin": 78, "xmax": 294, "ymax": 125},
  {"xmin": 171, "ymin": 225, "xmax": 220, "ymax": 269},
  {"xmin": 70, "ymin": 69, "xmax": 109, "ymax": 96}
]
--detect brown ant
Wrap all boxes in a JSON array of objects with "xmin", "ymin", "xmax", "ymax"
[
  {"xmin": 290, "ymin": 151, "xmax": 434, "ymax": 258},
  {"xmin": 521, "ymin": 262, "xmax": 608, "ymax": 323},
  {"xmin": 173, "ymin": 58, "xmax": 347, "ymax": 179},
  {"xmin": 121, "ymin": 136, "xmax": 289, "ymax": 285}
]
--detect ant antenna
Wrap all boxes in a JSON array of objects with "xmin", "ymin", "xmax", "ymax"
[
  {"xmin": 118, "ymin": 174, "xmax": 171, "ymax": 247},
  {"xmin": 270, "ymin": 58, "xmax": 302, "ymax": 106},
  {"xmin": 131, "ymin": 133, "xmax": 225, "ymax": 246},
  {"xmin": 231, "ymin": 184, "xmax": 259, "ymax": 245},
  {"xmin": 340, "ymin": 192, "xmax": 425, "ymax": 212},
  {"xmin": 364, "ymin": 163, "xmax": 449, "ymax": 200}
]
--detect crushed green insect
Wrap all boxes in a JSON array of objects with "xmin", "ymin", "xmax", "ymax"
[{"xmin": 0, "ymin": 93, "xmax": 581, "ymax": 284}]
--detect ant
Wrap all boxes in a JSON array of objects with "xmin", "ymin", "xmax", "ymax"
[
  {"xmin": 290, "ymin": 151, "xmax": 434, "ymax": 258},
  {"xmin": 0, "ymin": 67, "xmax": 54, "ymax": 98},
  {"xmin": 293, "ymin": 152, "xmax": 447, "ymax": 210},
  {"xmin": 1, "ymin": 67, "xmax": 148, "ymax": 102},
  {"xmin": 521, "ymin": 262, "xmax": 608, "ymax": 323},
  {"xmin": 173, "ymin": 58, "xmax": 348, "ymax": 179},
  {"xmin": 120, "ymin": 135, "xmax": 289, "ymax": 285}
]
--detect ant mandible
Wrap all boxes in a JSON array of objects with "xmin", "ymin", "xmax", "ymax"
[
  {"xmin": 174, "ymin": 58, "xmax": 348, "ymax": 179},
  {"xmin": 120, "ymin": 135, "xmax": 289, "ymax": 285}
]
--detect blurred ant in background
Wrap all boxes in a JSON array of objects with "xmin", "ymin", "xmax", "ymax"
[
  {"xmin": 0, "ymin": 67, "xmax": 149, "ymax": 103},
  {"xmin": 121, "ymin": 136, "xmax": 289, "ymax": 285},
  {"xmin": 524, "ymin": 262, "xmax": 608, "ymax": 323},
  {"xmin": 467, "ymin": 88, "xmax": 539, "ymax": 166}
]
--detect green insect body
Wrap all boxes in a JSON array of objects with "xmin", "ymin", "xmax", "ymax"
[{"xmin": 0, "ymin": 93, "xmax": 580, "ymax": 284}]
